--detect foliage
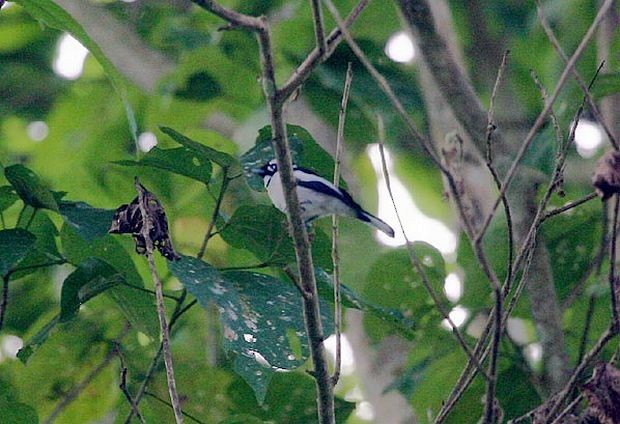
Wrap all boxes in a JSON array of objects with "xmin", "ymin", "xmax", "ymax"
[{"xmin": 0, "ymin": 0, "xmax": 619, "ymax": 423}]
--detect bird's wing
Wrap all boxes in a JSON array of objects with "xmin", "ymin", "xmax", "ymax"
[{"xmin": 296, "ymin": 176, "xmax": 362, "ymax": 211}]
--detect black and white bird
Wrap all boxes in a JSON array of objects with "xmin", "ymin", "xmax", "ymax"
[{"xmin": 254, "ymin": 159, "xmax": 395, "ymax": 237}]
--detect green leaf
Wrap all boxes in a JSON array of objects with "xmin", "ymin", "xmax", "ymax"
[
  {"xmin": 59, "ymin": 257, "xmax": 123, "ymax": 323},
  {"xmin": 12, "ymin": 0, "xmax": 138, "ymax": 142},
  {"xmin": 4, "ymin": 164, "xmax": 58, "ymax": 212},
  {"xmin": 230, "ymin": 371, "xmax": 355, "ymax": 424},
  {"xmin": 218, "ymin": 415, "xmax": 264, "ymax": 424},
  {"xmin": 0, "ymin": 401, "xmax": 39, "ymax": 424},
  {"xmin": 592, "ymin": 72, "xmax": 620, "ymax": 100},
  {"xmin": 60, "ymin": 225, "xmax": 159, "ymax": 337},
  {"xmin": 0, "ymin": 229, "xmax": 36, "ymax": 276},
  {"xmin": 59, "ymin": 201, "xmax": 115, "ymax": 241},
  {"xmin": 169, "ymin": 256, "xmax": 333, "ymax": 403},
  {"xmin": 0, "ymin": 185, "xmax": 19, "ymax": 212},
  {"xmin": 220, "ymin": 204, "xmax": 333, "ymax": 269},
  {"xmin": 17, "ymin": 314, "xmax": 59, "ymax": 364},
  {"xmin": 114, "ymin": 146, "xmax": 212, "ymax": 184},
  {"xmin": 314, "ymin": 267, "xmax": 412, "ymax": 335},
  {"xmin": 542, "ymin": 203, "xmax": 602, "ymax": 301},
  {"xmin": 240, "ymin": 124, "xmax": 340, "ymax": 192},
  {"xmin": 160, "ymin": 126, "xmax": 237, "ymax": 168},
  {"xmin": 363, "ymin": 243, "xmax": 446, "ymax": 342}
]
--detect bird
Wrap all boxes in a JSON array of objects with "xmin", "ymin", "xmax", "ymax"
[{"xmin": 254, "ymin": 159, "xmax": 395, "ymax": 237}]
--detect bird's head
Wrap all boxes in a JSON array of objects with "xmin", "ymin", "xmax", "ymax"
[{"xmin": 252, "ymin": 159, "xmax": 278, "ymax": 177}]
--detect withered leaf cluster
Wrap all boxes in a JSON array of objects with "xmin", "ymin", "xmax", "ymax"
[
  {"xmin": 109, "ymin": 183, "xmax": 181, "ymax": 261},
  {"xmin": 592, "ymin": 150, "xmax": 620, "ymax": 201}
]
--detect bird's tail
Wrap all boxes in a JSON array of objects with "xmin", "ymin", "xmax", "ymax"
[{"xmin": 358, "ymin": 210, "xmax": 395, "ymax": 238}]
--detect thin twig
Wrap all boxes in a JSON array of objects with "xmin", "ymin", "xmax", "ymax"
[
  {"xmin": 309, "ymin": 0, "xmax": 327, "ymax": 55},
  {"xmin": 279, "ymin": 0, "xmax": 370, "ymax": 101},
  {"xmin": 330, "ymin": 62, "xmax": 352, "ymax": 387},
  {"xmin": 198, "ymin": 168, "xmax": 229, "ymax": 259},
  {"xmin": 534, "ymin": 0, "xmax": 618, "ymax": 150},
  {"xmin": 544, "ymin": 326, "xmax": 616, "ymax": 421},
  {"xmin": 476, "ymin": 0, "xmax": 615, "ymax": 242},
  {"xmin": 486, "ymin": 50, "xmax": 514, "ymax": 290},
  {"xmin": 44, "ymin": 329, "xmax": 129, "ymax": 424},
  {"xmin": 134, "ymin": 179, "xmax": 183, "ymax": 424},
  {"xmin": 116, "ymin": 344, "xmax": 146, "ymax": 424},
  {"xmin": 549, "ymin": 394, "xmax": 583, "ymax": 424},
  {"xmin": 609, "ymin": 195, "xmax": 620, "ymax": 330},
  {"xmin": 375, "ymin": 119, "xmax": 489, "ymax": 382},
  {"xmin": 124, "ymin": 294, "xmax": 194, "ymax": 424},
  {"xmin": 144, "ymin": 391, "xmax": 206, "ymax": 424},
  {"xmin": 542, "ymin": 192, "xmax": 598, "ymax": 222}
]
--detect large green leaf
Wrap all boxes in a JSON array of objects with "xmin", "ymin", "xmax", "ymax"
[
  {"xmin": 4, "ymin": 164, "xmax": 58, "ymax": 212},
  {"xmin": 240, "ymin": 124, "xmax": 340, "ymax": 192},
  {"xmin": 0, "ymin": 185, "xmax": 19, "ymax": 212},
  {"xmin": 59, "ymin": 201, "xmax": 115, "ymax": 241},
  {"xmin": 59, "ymin": 257, "xmax": 123, "ymax": 323},
  {"xmin": 12, "ymin": 0, "xmax": 138, "ymax": 142},
  {"xmin": 60, "ymin": 225, "xmax": 158, "ymax": 337},
  {"xmin": 220, "ymin": 204, "xmax": 333, "ymax": 269},
  {"xmin": 169, "ymin": 256, "xmax": 334, "ymax": 403},
  {"xmin": 114, "ymin": 146, "xmax": 212, "ymax": 184},
  {"xmin": 0, "ymin": 229, "xmax": 36, "ymax": 276},
  {"xmin": 363, "ymin": 243, "xmax": 446, "ymax": 342},
  {"xmin": 229, "ymin": 371, "xmax": 355, "ymax": 424},
  {"xmin": 314, "ymin": 267, "xmax": 414, "ymax": 337},
  {"xmin": 160, "ymin": 126, "xmax": 237, "ymax": 169}
]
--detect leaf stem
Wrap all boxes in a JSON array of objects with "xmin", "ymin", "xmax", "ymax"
[
  {"xmin": 198, "ymin": 167, "xmax": 229, "ymax": 260},
  {"xmin": 0, "ymin": 275, "xmax": 9, "ymax": 332}
]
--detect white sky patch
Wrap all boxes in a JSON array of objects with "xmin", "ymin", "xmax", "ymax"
[
  {"xmin": 574, "ymin": 120, "xmax": 604, "ymax": 158},
  {"xmin": 367, "ymin": 144, "xmax": 457, "ymax": 255},
  {"xmin": 53, "ymin": 34, "xmax": 89, "ymax": 80},
  {"xmin": 524, "ymin": 342, "xmax": 543, "ymax": 367},
  {"xmin": 0, "ymin": 335, "xmax": 23, "ymax": 362},
  {"xmin": 27, "ymin": 121, "xmax": 49, "ymax": 142},
  {"xmin": 138, "ymin": 132, "xmax": 158, "ymax": 152},
  {"xmin": 444, "ymin": 272, "xmax": 463, "ymax": 302},
  {"xmin": 324, "ymin": 333, "xmax": 355, "ymax": 377},
  {"xmin": 385, "ymin": 31, "xmax": 416, "ymax": 63},
  {"xmin": 441, "ymin": 305, "xmax": 469, "ymax": 330},
  {"xmin": 355, "ymin": 400, "xmax": 375, "ymax": 422}
]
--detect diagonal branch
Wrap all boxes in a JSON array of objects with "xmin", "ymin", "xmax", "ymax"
[
  {"xmin": 189, "ymin": 2, "xmax": 336, "ymax": 422},
  {"xmin": 534, "ymin": 0, "xmax": 618, "ymax": 150}
]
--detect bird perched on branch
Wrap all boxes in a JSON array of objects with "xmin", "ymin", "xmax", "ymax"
[{"xmin": 254, "ymin": 159, "xmax": 395, "ymax": 237}]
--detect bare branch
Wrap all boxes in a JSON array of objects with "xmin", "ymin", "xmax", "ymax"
[
  {"xmin": 330, "ymin": 63, "xmax": 352, "ymax": 387},
  {"xmin": 309, "ymin": 0, "xmax": 327, "ymax": 55},
  {"xmin": 375, "ymin": 118, "xmax": 489, "ymax": 381},
  {"xmin": 191, "ymin": 2, "xmax": 336, "ymax": 421},
  {"xmin": 534, "ymin": 0, "xmax": 619, "ymax": 150},
  {"xmin": 398, "ymin": 0, "xmax": 503, "ymax": 155},
  {"xmin": 544, "ymin": 326, "xmax": 616, "ymax": 421},
  {"xmin": 279, "ymin": 0, "xmax": 370, "ymax": 101},
  {"xmin": 134, "ymin": 179, "xmax": 184, "ymax": 424},
  {"xmin": 476, "ymin": 0, "xmax": 615, "ymax": 241},
  {"xmin": 44, "ymin": 328, "xmax": 129, "ymax": 424},
  {"xmin": 542, "ymin": 192, "xmax": 598, "ymax": 222}
]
